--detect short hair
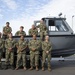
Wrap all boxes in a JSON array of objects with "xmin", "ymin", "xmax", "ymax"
[
  {"xmin": 6, "ymin": 22, "xmax": 10, "ymax": 24},
  {"xmin": 45, "ymin": 35, "xmax": 49, "ymax": 38},
  {"xmin": 20, "ymin": 26, "xmax": 24, "ymax": 29}
]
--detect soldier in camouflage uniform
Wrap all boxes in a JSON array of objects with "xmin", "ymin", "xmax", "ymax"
[
  {"xmin": 15, "ymin": 35, "xmax": 27, "ymax": 70},
  {"xmin": 0, "ymin": 32, "xmax": 3, "ymax": 69},
  {"xmin": 28, "ymin": 35, "xmax": 40, "ymax": 71},
  {"xmin": 2, "ymin": 22, "xmax": 12, "ymax": 39},
  {"xmin": 15, "ymin": 26, "xmax": 26, "ymax": 36},
  {"xmin": 37, "ymin": 20, "xmax": 48, "ymax": 40},
  {"xmin": 29, "ymin": 25, "xmax": 38, "ymax": 36},
  {"xmin": 5, "ymin": 33, "xmax": 16, "ymax": 70},
  {"xmin": 42, "ymin": 35, "xmax": 52, "ymax": 71}
]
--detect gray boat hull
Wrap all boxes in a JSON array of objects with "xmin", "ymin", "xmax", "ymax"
[{"xmin": 13, "ymin": 35, "xmax": 75, "ymax": 57}]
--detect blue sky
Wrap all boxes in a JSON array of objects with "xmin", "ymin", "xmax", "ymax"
[
  {"xmin": 0, "ymin": 0, "xmax": 75, "ymax": 35},
  {"xmin": 0, "ymin": 0, "xmax": 50, "ymax": 27}
]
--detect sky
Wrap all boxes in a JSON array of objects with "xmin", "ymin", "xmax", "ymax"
[{"xmin": 0, "ymin": 0, "xmax": 75, "ymax": 35}]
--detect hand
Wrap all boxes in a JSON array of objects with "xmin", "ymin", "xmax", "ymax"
[
  {"xmin": 32, "ymin": 48, "xmax": 35, "ymax": 51},
  {"xmin": 18, "ymin": 49, "xmax": 21, "ymax": 52},
  {"xmin": 20, "ymin": 49, "xmax": 23, "ymax": 52},
  {"xmin": 9, "ymin": 48, "xmax": 12, "ymax": 50},
  {"xmin": 8, "ymin": 48, "xmax": 12, "ymax": 51},
  {"xmin": 46, "ymin": 51, "xmax": 49, "ymax": 54}
]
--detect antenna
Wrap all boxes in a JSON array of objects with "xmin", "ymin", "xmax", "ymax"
[
  {"xmin": 72, "ymin": 15, "xmax": 74, "ymax": 31},
  {"xmin": 58, "ymin": 13, "xmax": 62, "ymax": 17}
]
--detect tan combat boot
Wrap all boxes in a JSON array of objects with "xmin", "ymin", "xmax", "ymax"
[
  {"xmin": 48, "ymin": 67, "xmax": 51, "ymax": 71},
  {"xmin": 36, "ymin": 66, "xmax": 39, "ymax": 71},
  {"xmin": 15, "ymin": 67, "xmax": 19, "ymax": 70},
  {"xmin": 23, "ymin": 67, "xmax": 27, "ymax": 70},
  {"xmin": 29, "ymin": 67, "xmax": 33, "ymax": 70},
  {"xmin": 42, "ymin": 67, "xmax": 45, "ymax": 71}
]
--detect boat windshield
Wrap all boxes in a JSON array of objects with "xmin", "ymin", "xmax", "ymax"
[{"xmin": 49, "ymin": 19, "xmax": 68, "ymax": 31}]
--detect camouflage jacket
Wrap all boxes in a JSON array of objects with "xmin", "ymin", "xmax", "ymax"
[
  {"xmin": 3, "ymin": 26, "xmax": 12, "ymax": 35},
  {"xmin": 15, "ymin": 31, "xmax": 26, "ymax": 36},
  {"xmin": 29, "ymin": 28, "xmax": 38, "ymax": 36},
  {"xmin": 5, "ymin": 39, "xmax": 16, "ymax": 51},
  {"xmin": 37, "ymin": 23, "xmax": 48, "ymax": 32},
  {"xmin": 28, "ymin": 39, "xmax": 40, "ymax": 54},
  {"xmin": 16, "ymin": 39, "xmax": 27, "ymax": 53},
  {"xmin": 42, "ymin": 41, "xmax": 52, "ymax": 52}
]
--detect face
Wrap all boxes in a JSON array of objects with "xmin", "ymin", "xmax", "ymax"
[
  {"xmin": 32, "ymin": 25, "xmax": 35, "ymax": 29},
  {"xmin": 40, "ymin": 20, "xmax": 44, "ymax": 24},
  {"xmin": 20, "ymin": 36, "xmax": 24, "ymax": 40},
  {"xmin": 20, "ymin": 27, "xmax": 23, "ymax": 31},
  {"xmin": 45, "ymin": 36, "xmax": 49, "ymax": 40},
  {"xmin": 8, "ymin": 33, "xmax": 12, "ymax": 38},
  {"xmin": 6, "ymin": 23, "xmax": 9, "ymax": 27},
  {"xmin": 33, "ymin": 35, "xmax": 36, "ymax": 40}
]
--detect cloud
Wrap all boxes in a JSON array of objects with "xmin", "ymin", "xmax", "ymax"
[
  {"xmin": 0, "ymin": 8, "xmax": 3, "ymax": 19},
  {"xmin": 9, "ymin": 17, "xmax": 34, "ymax": 35},
  {"xmin": 1, "ymin": 0, "xmax": 75, "ymax": 35},
  {"xmin": 19, "ymin": 0, "xmax": 48, "ymax": 16},
  {"xmin": 2, "ymin": 0, "xmax": 18, "ymax": 10},
  {"xmin": 0, "ymin": 14, "xmax": 3, "ymax": 19},
  {"xmin": 31, "ymin": 0, "xmax": 75, "ymax": 31},
  {"xmin": 8, "ymin": 0, "xmax": 75, "ymax": 34}
]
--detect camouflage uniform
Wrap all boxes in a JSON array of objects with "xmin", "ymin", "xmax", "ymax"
[
  {"xmin": 3, "ymin": 26, "xmax": 12, "ymax": 39},
  {"xmin": 37, "ymin": 23, "xmax": 48, "ymax": 40},
  {"xmin": 29, "ymin": 28, "xmax": 38, "ymax": 36},
  {"xmin": 15, "ymin": 31, "xmax": 26, "ymax": 36},
  {"xmin": 0, "ymin": 38, "xmax": 3, "ymax": 69},
  {"xmin": 28, "ymin": 39, "xmax": 40, "ymax": 67},
  {"xmin": 0, "ymin": 38, "xmax": 3, "ymax": 59},
  {"xmin": 5, "ymin": 39, "xmax": 16, "ymax": 66},
  {"xmin": 16, "ymin": 39, "xmax": 27, "ymax": 68},
  {"xmin": 42, "ymin": 41, "xmax": 52, "ymax": 68}
]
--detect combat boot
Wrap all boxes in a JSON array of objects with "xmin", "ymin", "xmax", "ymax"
[
  {"xmin": 42, "ymin": 67, "xmax": 45, "ymax": 71},
  {"xmin": 36, "ymin": 66, "xmax": 39, "ymax": 71},
  {"xmin": 29, "ymin": 66, "xmax": 33, "ymax": 70},
  {"xmin": 48, "ymin": 67, "xmax": 51, "ymax": 71},
  {"xmin": 15, "ymin": 67, "xmax": 19, "ymax": 70},
  {"xmin": 23, "ymin": 67, "xmax": 27, "ymax": 70}
]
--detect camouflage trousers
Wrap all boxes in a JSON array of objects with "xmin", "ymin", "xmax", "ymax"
[
  {"xmin": 0, "ymin": 50, "xmax": 3, "ymax": 69},
  {"xmin": 0, "ymin": 50, "xmax": 3, "ymax": 62},
  {"xmin": 16, "ymin": 53, "xmax": 26, "ymax": 68},
  {"xmin": 30, "ymin": 52, "xmax": 39, "ymax": 67},
  {"xmin": 42, "ymin": 52, "xmax": 51, "ymax": 67},
  {"xmin": 0, "ymin": 49, "xmax": 3, "ymax": 59},
  {"xmin": 5, "ymin": 51, "xmax": 14, "ymax": 65},
  {"xmin": 40, "ymin": 31, "xmax": 48, "ymax": 40}
]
